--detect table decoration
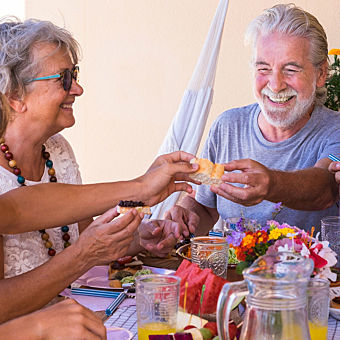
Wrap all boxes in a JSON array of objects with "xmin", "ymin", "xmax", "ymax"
[
  {"xmin": 226, "ymin": 218, "xmax": 337, "ymax": 279},
  {"xmin": 191, "ymin": 236, "xmax": 229, "ymax": 279},
  {"xmin": 325, "ymin": 48, "xmax": 340, "ymax": 111}
]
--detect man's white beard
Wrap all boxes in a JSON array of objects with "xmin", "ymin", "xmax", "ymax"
[{"xmin": 257, "ymin": 86, "xmax": 316, "ymax": 129}]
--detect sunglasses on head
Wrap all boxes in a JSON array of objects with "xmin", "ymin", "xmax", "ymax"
[{"xmin": 28, "ymin": 66, "xmax": 79, "ymax": 91}]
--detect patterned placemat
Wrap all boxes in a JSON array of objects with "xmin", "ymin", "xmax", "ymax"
[{"xmin": 105, "ymin": 305, "xmax": 138, "ymax": 339}]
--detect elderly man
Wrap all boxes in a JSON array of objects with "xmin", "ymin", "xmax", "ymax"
[{"xmin": 166, "ymin": 4, "xmax": 340, "ymax": 235}]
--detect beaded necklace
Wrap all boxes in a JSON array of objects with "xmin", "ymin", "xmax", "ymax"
[{"xmin": 0, "ymin": 138, "xmax": 71, "ymax": 256}]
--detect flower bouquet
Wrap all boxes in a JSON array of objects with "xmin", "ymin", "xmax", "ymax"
[
  {"xmin": 325, "ymin": 48, "xmax": 340, "ymax": 111},
  {"xmin": 226, "ymin": 218, "xmax": 337, "ymax": 281}
]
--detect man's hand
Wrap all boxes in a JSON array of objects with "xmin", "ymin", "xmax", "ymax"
[
  {"xmin": 136, "ymin": 151, "xmax": 200, "ymax": 206},
  {"xmin": 211, "ymin": 159, "xmax": 272, "ymax": 206},
  {"xmin": 138, "ymin": 219, "xmax": 184, "ymax": 257},
  {"xmin": 329, "ymin": 161, "xmax": 340, "ymax": 184},
  {"xmin": 164, "ymin": 205, "xmax": 199, "ymax": 238},
  {"xmin": 75, "ymin": 208, "xmax": 142, "ymax": 267},
  {"xmin": 328, "ymin": 161, "xmax": 340, "ymax": 197}
]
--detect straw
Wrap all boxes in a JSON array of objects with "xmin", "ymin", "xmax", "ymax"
[
  {"xmin": 328, "ymin": 154, "xmax": 340, "ymax": 162},
  {"xmin": 105, "ymin": 292, "xmax": 127, "ymax": 316},
  {"xmin": 188, "ymin": 313, "xmax": 193, "ymax": 325},
  {"xmin": 199, "ymin": 284, "xmax": 206, "ymax": 325},
  {"xmin": 183, "ymin": 282, "xmax": 188, "ymax": 312},
  {"xmin": 309, "ymin": 227, "xmax": 315, "ymax": 247}
]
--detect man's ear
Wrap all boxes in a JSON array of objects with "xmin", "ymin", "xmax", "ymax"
[
  {"xmin": 316, "ymin": 60, "xmax": 328, "ymax": 88},
  {"xmin": 6, "ymin": 93, "xmax": 27, "ymax": 113}
]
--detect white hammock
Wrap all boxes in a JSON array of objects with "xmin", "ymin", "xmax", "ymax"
[{"xmin": 150, "ymin": 0, "xmax": 229, "ymax": 220}]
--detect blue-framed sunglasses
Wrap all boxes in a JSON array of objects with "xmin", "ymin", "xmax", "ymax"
[{"xmin": 28, "ymin": 66, "xmax": 79, "ymax": 91}]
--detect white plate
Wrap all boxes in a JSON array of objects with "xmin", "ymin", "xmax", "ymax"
[
  {"xmin": 106, "ymin": 327, "xmax": 133, "ymax": 340},
  {"xmin": 74, "ymin": 265, "xmax": 175, "ymax": 289}
]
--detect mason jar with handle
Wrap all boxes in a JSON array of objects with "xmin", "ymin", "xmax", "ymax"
[{"xmin": 216, "ymin": 252, "xmax": 314, "ymax": 340}]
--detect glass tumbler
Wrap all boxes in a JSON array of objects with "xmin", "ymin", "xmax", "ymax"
[
  {"xmin": 307, "ymin": 278, "xmax": 330, "ymax": 340},
  {"xmin": 321, "ymin": 216, "xmax": 340, "ymax": 267},
  {"xmin": 191, "ymin": 236, "xmax": 228, "ymax": 279},
  {"xmin": 136, "ymin": 274, "xmax": 180, "ymax": 340}
]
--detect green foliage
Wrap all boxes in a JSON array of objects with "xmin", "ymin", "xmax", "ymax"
[{"xmin": 325, "ymin": 54, "xmax": 340, "ymax": 111}]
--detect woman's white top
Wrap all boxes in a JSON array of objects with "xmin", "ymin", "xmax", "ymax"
[{"xmin": 0, "ymin": 134, "xmax": 81, "ymax": 278}]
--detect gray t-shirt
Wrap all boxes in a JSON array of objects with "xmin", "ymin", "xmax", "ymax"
[{"xmin": 196, "ymin": 103, "xmax": 340, "ymax": 233}]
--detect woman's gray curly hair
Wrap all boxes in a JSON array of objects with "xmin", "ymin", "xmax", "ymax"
[
  {"xmin": 245, "ymin": 3, "xmax": 328, "ymax": 104},
  {"xmin": 0, "ymin": 17, "xmax": 81, "ymax": 137}
]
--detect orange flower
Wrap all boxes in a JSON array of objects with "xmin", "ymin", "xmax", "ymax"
[
  {"xmin": 242, "ymin": 234, "xmax": 256, "ymax": 249},
  {"xmin": 329, "ymin": 48, "xmax": 340, "ymax": 55}
]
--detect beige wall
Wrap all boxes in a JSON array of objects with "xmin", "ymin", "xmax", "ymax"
[{"xmin": 24, "ymin": 0, "xmax": 340, "ymax": 184}]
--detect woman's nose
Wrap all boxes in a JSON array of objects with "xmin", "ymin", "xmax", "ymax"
[{"xmin": 69, "ymin": 78, "xmax": 84, "ymax": 96}]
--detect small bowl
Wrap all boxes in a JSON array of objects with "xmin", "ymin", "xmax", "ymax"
[{"xmin": 175, "ymin": 243, "xmax": 191, "ymax": 261}]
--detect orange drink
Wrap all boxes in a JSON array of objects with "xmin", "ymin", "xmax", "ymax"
[
  {"xmin": 138, "ymin": 322, "xmax": 176, "ymax": 340},
  {"xmin": 136, "ymin": 275, "xmax": 180, "ymax": 340},
  {"xmin": 309, "ymin": 322, "xmax": 327, "ymax": 340}
]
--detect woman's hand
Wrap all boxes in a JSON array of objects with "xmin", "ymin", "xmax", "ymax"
[
  {"xmin": 75, "ymin": 207, "xmax": 142, "ymax": 268},
  {"xmin": 136, "ymin": 151, "xmax": 200, "ymax": 206},
  {"xmin": 37, "ymin": 299, "xmax": 106, "ymax": 340},
  {"xmin": 0, "ymin": 299, "xmax": 106, "ymax": 340}
]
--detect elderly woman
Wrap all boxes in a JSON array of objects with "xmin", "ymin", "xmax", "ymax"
[{"xmin": 0, "ymin": 17, "xmax": 199, "ymax": 323}]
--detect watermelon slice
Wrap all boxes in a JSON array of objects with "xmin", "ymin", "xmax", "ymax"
[
  {"xmin": 175, "ymin": 260, "xmax": 198, "ymax": 284},
  {"xmin": 181, "ymin": 266, "xmax": 211, "ymax": 314},
  {"xmin": 201, "ymin": 272, "xmax": 228, "ymax": 314},
  {"xmin": 176, "ymin": 259, "xmax": 192, "ymax": 273}
]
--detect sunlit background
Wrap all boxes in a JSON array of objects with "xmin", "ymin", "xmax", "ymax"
[
  {"xmin": 0, "ymin": 1, "xmax": 339, "ymax": 185},
  {"xmin": 0, "ymin": 1, "xmax": 25, "ymax": 20}
]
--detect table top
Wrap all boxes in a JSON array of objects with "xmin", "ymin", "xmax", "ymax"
[
  {"xmin": 71, "ymin": 265, "xmax": 340, "ymax": 339},
  {"xmin": 105, "ymin": 304, "xmax": 340, "ymax": 340},
  {"xmin": 329, "ymin": 316, "xmax": 340, "ymax": 340}
]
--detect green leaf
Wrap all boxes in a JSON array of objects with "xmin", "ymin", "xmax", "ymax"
[{"xmin": 236, "ymin": 261, "xmax": 251, "ymax": 275}]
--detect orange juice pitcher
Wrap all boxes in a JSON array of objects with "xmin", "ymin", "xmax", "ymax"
[{"xmin": 216, "ymin": 252, "xmax": 314, "ymax": 340}]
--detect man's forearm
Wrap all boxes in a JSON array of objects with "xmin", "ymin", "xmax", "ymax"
[{"xmin": 267, "ymin": 166, "xmax": 338, "ymax": 210}]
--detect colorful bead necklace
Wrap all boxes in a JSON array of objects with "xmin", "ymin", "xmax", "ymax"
[{"xmin": 0, "ymin": 138, "xmax": 71, "ymax": 256}]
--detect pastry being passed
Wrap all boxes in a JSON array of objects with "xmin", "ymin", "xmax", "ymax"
[
  {"xmin": 189, "ymin": 158, "xmax": 224, "ymax": 185},
  {"xmin": 117, "ymin": 200, "xmax": 151, "ymax": 214}
]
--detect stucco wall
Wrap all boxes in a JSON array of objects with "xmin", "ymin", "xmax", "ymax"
[{"xmin": 20, "ymin": 0, "xmax": 340, "ymax": 183}]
